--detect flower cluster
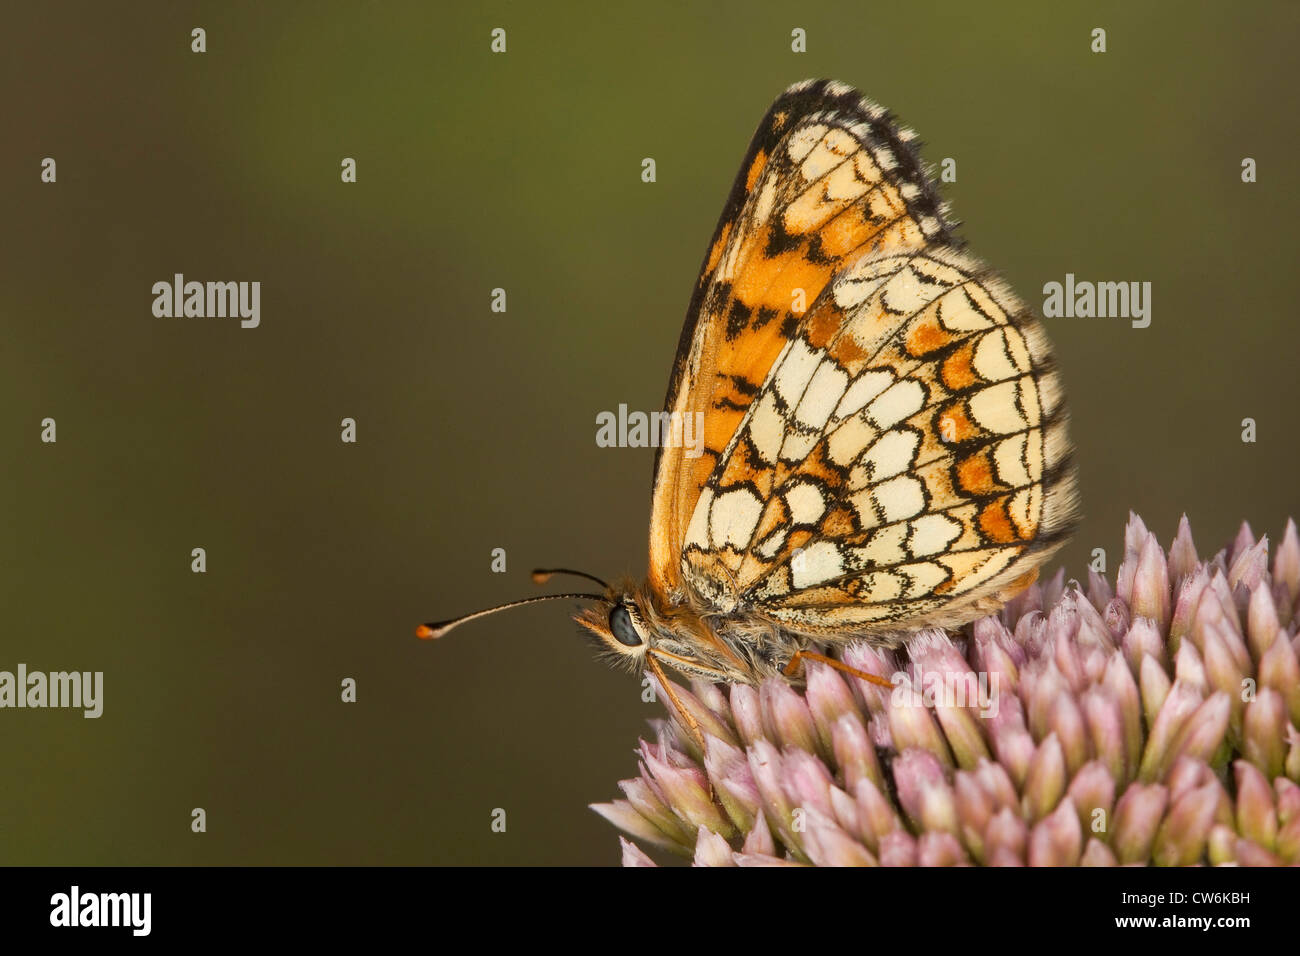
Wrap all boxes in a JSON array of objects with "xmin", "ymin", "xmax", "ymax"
[{"xmin": 593, "ymin": 514, "xmax": 1300, "ymax": 865}]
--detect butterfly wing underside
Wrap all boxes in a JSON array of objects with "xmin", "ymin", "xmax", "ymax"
[
  {"xmin": 684, "ymin": 245, "xmax": 1078, "ymax": 635},
  {"xmin": 649, "ymin": 79, "xmax": 956, "ymax": 598},
  {"xmin": 650, "ymin": 79, "xmax": 1078, "ymax": 637}
]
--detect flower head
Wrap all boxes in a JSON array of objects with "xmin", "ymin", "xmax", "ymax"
[{"xmin": 592, "ymin": 514, "xmax": 1300, "ymax": 865}]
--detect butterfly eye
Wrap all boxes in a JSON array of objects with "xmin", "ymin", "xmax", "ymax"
[{"xmin": 608, "ymin": 605, "xmax": 643, "ymax": 647}]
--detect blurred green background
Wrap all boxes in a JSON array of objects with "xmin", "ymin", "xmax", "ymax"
[{"xmin": 1, "ymin": 1, "xmax": 1296, "ymax": 865}]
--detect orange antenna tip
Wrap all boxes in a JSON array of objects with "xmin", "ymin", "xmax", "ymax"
[{"xmin": 415, "ymin": 624, "xmax": 440, "ymax": 640}]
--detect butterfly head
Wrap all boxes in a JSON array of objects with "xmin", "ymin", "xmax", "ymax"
[
  {"xmin": 574, "ymin": 581, "xmax": 746, "ymax": 685},
  {"xmin": 573, "ymin": 591, "xmax": 651, "ymax": 667}
]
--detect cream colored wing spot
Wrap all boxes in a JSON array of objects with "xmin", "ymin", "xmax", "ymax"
[
  {"xmin": 784, "ymin": 481, "xmax": 827, "ymax": 526},
  {"xmin": 935, "ymin": 547, "xmax": 1020, "ymax": 593},
  {"xmin": 831, "ymin": 276, "xmax": 881, "ymax": 310},
  {"xmin": 827, "ymin": 414, "xmax": 879, "ymax": 467},
  {"xmin": 878, "ymin": 264, "xmax": 953, "ymax": 315},
  {"xmin": 774, "ymin": 602, "xmax": 892, "ymax": 627},
  {"xmin": 774, "ymin": 339, "xmax": 821, "ymax": 407},
  {"xmin": 992, "ymin": 432, "xmax": 1033, "ymax": 488},
  {"xmin": 750, "ymin": 177, "xmax": 779, "ymax": 229},
  {"xmin": 755, "ymin": 527, "xmax": 790, "ymax": 560},
  {"xmin": 851, "ymin": 151, "xmax": 881, "ymax": 189},
  {"xmin": 798, "ymin": 129, "xmax": 855, "ymax": 180},
  {"xmin": 848, "ymin": 523, "xmax": 908, "ymax": 567},
  {"xmin": 823, "ymin": 127, "xmax": 860, "ymax": 155},
  {"xmin": 867, "ymin": 474, "xmax": 926, "ymax": 524},
  {"xmin": 786, "ymin": 123, "xmax": 830, "ymax": 163},
  {"xmin": 865, "ymin": 378, "xmax": 926, "ymax": 430},
  {"xmin": 710, "ymin": 487, "xmax": 764, "ymax": 549},
  {"xmin": 685, "ymin": 487, "xmax": 714, "ymax": 549},
  {"xmin": 858, "ymin": 570, "xmax": 904, "ymax": 602},
  {"xmin": 937, "ymin": 286, "xmax": 1000, "ymax": 333},
  {"xmin": 825, "ymin": 157, "xmax": 872, "ymax": 201},
  {"xmin": 832, "ymin": 369, "xmax": 894, "ymax": 421},
  {"xmin": 1009, "ymin": 485, "xmax": 1043, "ymax": 537},
  {"xmin": 790, "ymin": 540, "xmax": 845, "ymax": 588},
  {"xmin": 747, "ymin": 391, "xmax": 786, "ymax": 463},
  {"xmin": 968, "ymin": 379, "xmax": 1029, "ymax": 434},
  {"xmin": 854, "ymin": 428, "xmax": 920, "ymax": 485},
  {"xmin": 900, "ymin": 561, "xmax": 950, "ymax": 599},
  {"xmin": 973, "ymin": 328, "xmax": 1029, "ymax": 381},
  {"xmin": 779, "ymin": 429, "xmax": 819, "ymax": 464},
  {"xmin": 906, "ymin": 513, "xmax": 964, "ymax": 557},
  {"xmin": 793, "ymin": 363, "xmax": 849, "ymax": 430}
]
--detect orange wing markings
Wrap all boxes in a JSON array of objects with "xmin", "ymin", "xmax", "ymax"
[
  {"xmin": 939, "ymin": 341, "xmax": 980, "ymax": 391},
  {"xmin": 956, "ymin": 450, "xmax": 998, "ymax": 496},
  {"xmin": 978, "ymin": 496, "xmax": 1022, "ymax": 544},
  {"xmin": 714, "ymin": 434, "xmax": 774, "ymax": 500},
  {"xmin": 729, "ymin": 238, "xmax": 835, "ymax": 315},
  {"xmin": 745, "ymin": 149, "xmax": 769, "ymax": 192},
  {"xmin": 905, "ymin": 308, "xmax": 960, "ymax": 356},
  {"xmin": 703, "ymin": 221, "xmax": 733, "ymax": 281}
]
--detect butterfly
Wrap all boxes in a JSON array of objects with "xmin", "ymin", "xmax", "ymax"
[{"xmin": 420, "ymin": 79, "xmax": 1079, "ymax": 741}]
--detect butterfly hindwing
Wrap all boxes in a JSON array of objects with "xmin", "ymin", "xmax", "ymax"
[
  {"xmin": 649, "ymin": 79, "xmax": 956, "ymax": 596},
  {"xmin": 682, "ymin": 245, "xmax": 1078, "ymax": 636}
]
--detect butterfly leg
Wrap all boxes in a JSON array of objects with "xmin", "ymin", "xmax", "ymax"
[
  {"xmin": 645, "ymin": 654, "xmax": 708, "ymax": 754},
  {"xmin": 783, "ymin": 649, "xmax": 895, "ymax": 689}
]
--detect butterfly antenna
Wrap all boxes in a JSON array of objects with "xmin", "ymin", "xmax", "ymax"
[
  {"xmin": 530, "ymin": 567, "xmax": 611, "ymax": 589},
  {"xmin": 416, "ymin": 592, "xmax": 605, "ymax": 640}
]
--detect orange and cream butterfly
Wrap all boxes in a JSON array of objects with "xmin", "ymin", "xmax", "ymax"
[{"xmin": 420, "ymin": 79, "xmax": 1079, "ymax": 735}]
